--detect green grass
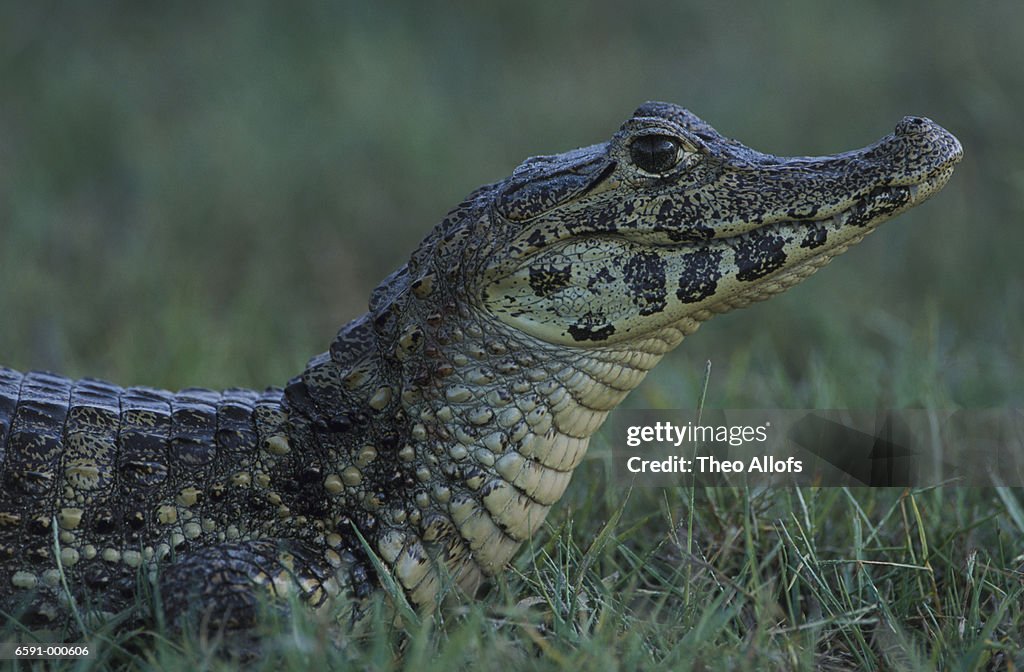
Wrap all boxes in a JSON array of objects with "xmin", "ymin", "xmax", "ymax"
[
  {"xmin": 8, "ymin": 476, "xmax": 1024, "ymax": 670},
  {"xmin": 1, "ymin": 1, "xmax": 1022, "ymax": 670}
]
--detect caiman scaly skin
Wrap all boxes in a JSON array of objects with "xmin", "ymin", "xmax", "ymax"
[{"xmin": 0, "ymin": 102, "xmax": 962, "ymax": 628}]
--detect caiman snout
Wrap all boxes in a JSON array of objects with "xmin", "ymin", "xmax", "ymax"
[{"xmin": 893, "ymin": 115, "xmax": 964, "ymax": 165}]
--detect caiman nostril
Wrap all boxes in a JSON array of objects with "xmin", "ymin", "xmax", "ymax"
[{"xmin": 896, "ymin": 116, "xmax": 933, "ymax": 136}]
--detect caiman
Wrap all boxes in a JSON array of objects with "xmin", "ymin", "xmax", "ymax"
[{"xmin": 0, "ymin": 102, "xmax": 962, "ymax": 629}]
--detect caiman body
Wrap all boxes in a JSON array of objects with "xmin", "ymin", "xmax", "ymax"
[{"xmin": 0, "ymin": 102, "xmax": 962, "ymax": 628}]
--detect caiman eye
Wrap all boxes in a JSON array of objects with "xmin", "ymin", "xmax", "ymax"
[{"xmin": 629, "ymin": 134, "xmax": 682, "ymax": 174}]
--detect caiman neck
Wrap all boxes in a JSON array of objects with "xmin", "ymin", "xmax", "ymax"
[
  {"xmin": 285, "ymin": 285, "xmax": 699, "ymax": 606},
  {"xmin": 305, "ymin": 295, "xmax": 696, "ymax": 602}
]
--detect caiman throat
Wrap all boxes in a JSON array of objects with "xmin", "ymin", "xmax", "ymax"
[{"xmin": 0, "ymin": 101, "xmax": 962, "ymax": 628}]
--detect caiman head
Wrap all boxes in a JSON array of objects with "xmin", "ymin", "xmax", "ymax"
[
  {"xmin": 466, "ymin": 101, "xmax": 963, "ymax": 347},
  {"xmin": 337, "ymin": 102, "xmax": 961, "ymax": 605}
]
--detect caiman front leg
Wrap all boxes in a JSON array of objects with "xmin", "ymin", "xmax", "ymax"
[{"xmin": 151, "ymin": 538, "xmax": 373, "ymax": 630}]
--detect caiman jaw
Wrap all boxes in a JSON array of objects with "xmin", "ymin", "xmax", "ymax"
[{"xmin": 686, "ymin": 160, "xmax": 960, "ymax": 316}]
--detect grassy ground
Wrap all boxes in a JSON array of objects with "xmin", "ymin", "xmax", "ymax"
[
  {"xmin": 8, "ymin": 472, "xmax": 1024, "ymax": 670},
  {"xmin": 1, "ymin": 2, "xmax": 1022, "ymax": 670}
]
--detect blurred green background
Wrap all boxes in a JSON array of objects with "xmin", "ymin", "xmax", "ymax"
[{"xmin": 0, "ymin": 1, "xmax": 1020, "ymax": 409}]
